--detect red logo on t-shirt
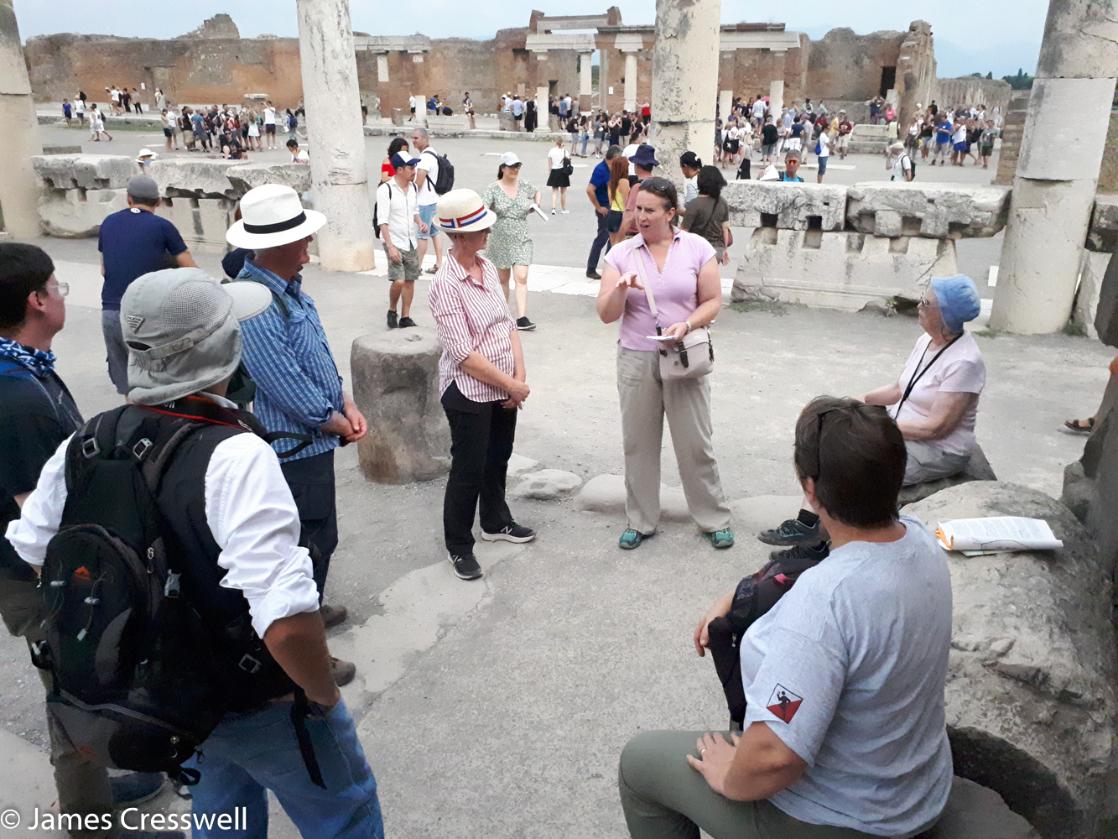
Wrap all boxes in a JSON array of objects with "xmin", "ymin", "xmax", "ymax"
[{"xmin": 766, "ymin": 684, "xmax": 803, "ymax": 723}]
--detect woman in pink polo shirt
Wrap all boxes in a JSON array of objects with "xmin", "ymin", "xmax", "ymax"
[{"xmin": 595, "ymin": 177, "xmax": 733, "ymax": 551}]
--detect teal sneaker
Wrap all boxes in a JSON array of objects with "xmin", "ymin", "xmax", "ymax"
[
  {"xmin": 619, "ymin": 528, "xmax": 651, "ymax": 550},
  {"xmin": 708, "ymin": 528, "xmax": 735, "ymax": 549}
]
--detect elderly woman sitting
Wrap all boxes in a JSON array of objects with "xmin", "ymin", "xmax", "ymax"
[
  {"xmin": 760, "ymin": 274, "xmax": 985, "ymax": 558},
  {"xmin": 619, "ymin": 397, "xmax": 954, "ymax": 839}
]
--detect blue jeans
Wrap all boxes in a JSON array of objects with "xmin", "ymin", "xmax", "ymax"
[{"xmin": 186, "ymin": 698, "xmax": 384, "ymax": 839}]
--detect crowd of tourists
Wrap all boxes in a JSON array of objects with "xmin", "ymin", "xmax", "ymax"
[{"xmin": 5, "ymin": 78, "xmax": 1004, "ymax": 839}]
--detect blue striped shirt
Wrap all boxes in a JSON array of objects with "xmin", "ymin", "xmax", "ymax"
[{"xmin": 236, "ymin": 258, "xmax": 343, "ymax": 461}]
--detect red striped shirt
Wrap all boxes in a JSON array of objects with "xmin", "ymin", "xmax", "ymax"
[{"xmin": 427, "ymin": 252, "xmax": 515, "ymax": 402}]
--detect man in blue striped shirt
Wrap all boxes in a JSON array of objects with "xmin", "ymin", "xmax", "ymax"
[{"xmin": 227, "ymin": 185, "xmax": 368, "ymax": 686}]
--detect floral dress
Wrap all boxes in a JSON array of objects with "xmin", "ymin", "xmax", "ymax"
[{"xmin": 482, "ymin": 180, "xmax": 536, "ymax": 269}]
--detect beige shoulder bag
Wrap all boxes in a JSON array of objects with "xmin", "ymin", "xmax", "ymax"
[{"xmin": 640, "ymin": 269, "xmax": 714, "ymax": 380}]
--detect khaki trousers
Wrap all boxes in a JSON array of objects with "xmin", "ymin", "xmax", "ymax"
[
  {"xmin": 619, "ymin": 730, "xmax": 877, "ymax": 839},
  {"xmin": 617, "ymin": 348, "xmax": 731, "ymax": 534}
]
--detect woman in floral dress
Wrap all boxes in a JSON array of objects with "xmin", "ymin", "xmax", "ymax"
[{"xmin": 482, "ymin": 151, "xmax": 542, "ymax": 331}]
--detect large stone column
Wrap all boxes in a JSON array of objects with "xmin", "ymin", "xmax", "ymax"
[
  {"xmin": 718, "ymin": 89, "xmax": 732, "ymax": 122},
  {"xmin": 989, "ymin": 0, "xmax": 1118, "ymax": 334},
  {"xmin": 624, "ymin": 52, "xmax": 638, "ymax": 112},
  {"xmin": 769, "ymin": 79, "xmax": 784, "ymax": 117},
  {"xmin": 651, "ymin": 0, "xmax": 721, "ymax": 186},
  {"xmin": 296, "ymin": 0, "xmax": 373, "ymax": 272},
  {"xmin": 578, "ymin": 51, "xmax": 593, "ymax": 112},
  {"xmin": 536, "ymin": 86, "xmax": 549, "ymax": 132},
  {"xmin": 0, "ymin": 0, "xmax": 43, "ymax": 237}
]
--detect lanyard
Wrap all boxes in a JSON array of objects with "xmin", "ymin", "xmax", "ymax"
[{"xmin": 896, "ymin": 334, "xmax": 961, "ymax": 416}]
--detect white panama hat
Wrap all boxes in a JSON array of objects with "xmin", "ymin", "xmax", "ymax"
[
  {"xmin": 136, "ymin": 147, "xmax": 158, "ymax": 162},
  {"xmin": 435, "ymin": 189, "xmax": 496, "ymax": 233},
  {"xmin": 225, "ymin": 184, "xmax": 327, "ymax": 250}
]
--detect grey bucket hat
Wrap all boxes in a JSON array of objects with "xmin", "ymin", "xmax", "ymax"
[{"xmin": 120, "ymin": 268, "xmax": 271, "ymax": 404}]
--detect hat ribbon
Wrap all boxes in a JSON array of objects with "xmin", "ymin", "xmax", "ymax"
[
  {"xmin": 439, "ymin": 206, "xmax": 487, "ymax": 229},
  {"xmin": 243, "ymin": 211, "xmax": 307, "ymax": 235}
]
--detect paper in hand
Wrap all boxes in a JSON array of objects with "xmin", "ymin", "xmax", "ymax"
[{"xmin": 530, "ymin": 204, "xmax": 548, "ymax": 222}]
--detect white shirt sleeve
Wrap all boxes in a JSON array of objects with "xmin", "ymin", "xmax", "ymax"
[
  {"xmin": 204, "ymin": 434, "xmax": 320, "ymax": 638},
  {"xmin": 4, "ymin": 436, "xmax": 72, "ymax": 567},
  {"xmin": 375, "ymin": 183, "xmax": 391, "ymax": 232}
]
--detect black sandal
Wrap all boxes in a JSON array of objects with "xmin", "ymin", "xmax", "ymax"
[{"xmin": 1062, "ymin": 417, "xmax": 1095, "ymax": 434}]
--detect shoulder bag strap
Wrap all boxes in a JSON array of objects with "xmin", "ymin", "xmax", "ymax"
[{"xmin": 896, "ymin": 334, "xmax": 962, "ymax": 415}]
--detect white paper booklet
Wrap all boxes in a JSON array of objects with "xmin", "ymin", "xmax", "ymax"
[{"xmin": 934, "ymin": 516, "xmax": 1063, "ymax": 553}]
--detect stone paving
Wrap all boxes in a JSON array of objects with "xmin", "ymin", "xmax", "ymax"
[{"xmin": 0, "ymin": 229, "xmax": 1108, "ymax": 836}]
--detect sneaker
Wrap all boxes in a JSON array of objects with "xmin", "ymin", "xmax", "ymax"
[
  {"xmin": 320, "ymin": 603, "xmax": 348, "ymax": 629},
  {"xmin": 560, "ymin": 209, "xmax": 570, "ymax": 214},
  {"xmin": 425, "ymin": 265, "xmax": 440, "ymax": 275},
  {"xmin": 398, "ymin": 316, "xmax": 417, "ymax": 328},
  {"xmin": 110, "ymin": 772, "xmax": 165, "ymax": 806},
  {"xmin": 481, "ymin": 524, "xmax": 536, "ymax": 543},
  {"xmin": 757, "ymin": 517, "xmax": 821, "ymax": 547},
  {"xmin": 707, "ymin": 528, "xmax": 735, "ymax": 550},
  {"xmin": 586, "ymin": 270, "xmax": 602, "ymax": 280},
  {"xmin": 448, "ymin": 552, "xmax": 483, "ymax": 580},
  {"xmin": 551, "ymin": 209, "xmax": 556, "ymax": 215},
  {"xmin": 618, "ymin": 528, "xmax": 653, "ymax": 550},
  {"xmin": 387, "ymin": 310, "xmax": 398, "ymax": 329},
  {"xmin": 331, "ymin": 656, "xmax": 357, "ymax": 686},
  {"xmin": 516, "ymin": 316, "xmax": 536, "ymax": 331},
  {"xmin": 769, "ymin": 541, "xmax": 830, "ymax": 563}
]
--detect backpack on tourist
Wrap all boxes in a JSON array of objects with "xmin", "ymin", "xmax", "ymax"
[
  {"xmin": 372, "ymin": 182, "xmax": 391, "ymax": 239},
  {"xmin": 32, "ymin": 405, "xmax": 313, "ymax": 784},
  {"xmin": 905, "ymin": 154, "xmax": 917, "ymax": 179},
  {"xmin": 705, "ymin": 550, "xmax": 825, "ymax": 728},
  {"xmin": 422, "ymin": 149, "xmax": 455, "ymax": 195}
]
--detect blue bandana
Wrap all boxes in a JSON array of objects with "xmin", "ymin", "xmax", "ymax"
[{"xmin": 0, "ymin": 336, "xmax": 56, "ymax": 377}]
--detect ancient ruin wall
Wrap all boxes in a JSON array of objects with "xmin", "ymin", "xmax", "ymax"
[
  {"xmin": 935, "ymin": 77, "xmax": 1012, "ymax": 114},
  {"xmin": 804, "ymin": 27, "xmax": 906, "ymax": 101}
]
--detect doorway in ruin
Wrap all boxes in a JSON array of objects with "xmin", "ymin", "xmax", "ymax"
[{"xmin": 879, "ymin": 66, "xmax": 896, "ymax": 97}]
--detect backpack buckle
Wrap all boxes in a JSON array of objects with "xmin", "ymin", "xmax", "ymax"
[
  {"xmin": 132, "ymin": 438, "xmax": 154, "ymax": 461},
  {"xmin": 238, "ymin": 654, "xmax": 262, "ymax": 675},
  {"xmin": 81, "ymin": 437, "xmax": 101, "ymax": 459},
  {"xmin": 164, "ymin": 572, "xmax": 181, "ymax": 599}
]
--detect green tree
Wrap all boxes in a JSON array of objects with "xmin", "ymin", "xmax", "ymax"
[{"xmin": 1002, "ymin": 68, "xmax": 1035, "ymax": 90}]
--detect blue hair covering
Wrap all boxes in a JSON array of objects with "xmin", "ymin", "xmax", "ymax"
[{"xmin": 930, "ymin": 274, "xmax": 981, "ymax": 334}]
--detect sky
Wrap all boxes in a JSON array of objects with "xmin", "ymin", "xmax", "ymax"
[{"xmin": 16, "ymin": 0, "xmax": 1047, "ymax": 78}]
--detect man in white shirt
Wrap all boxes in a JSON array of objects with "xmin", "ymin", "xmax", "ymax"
[
  {"xmin": 889, "ymin": 140, "xmax": 914, "ymax": 182},
  {"xmin": 286, "ymin": 138, "xmax": 309, "ymax": 163},
  {"xmin": 751, "ymin": 95, "xmax": 766, "ymax": 128},
  {"xmin": 377, "ymin": 152, "xmax": 427, "ymax": 329},
  {"xmin": 263, "ymin": 100, "xmax": 277, "ymax": 149},
  {"xmin": 815, "ymin": 127, "xmax": 830, "ymax": 184},
  {"xmin": 411, "ymin": 127, "xmax": 445, "ymax": 274},
  {"xmin": 6, "ymin": 268, "xmax": 386, "ymax": 836}
]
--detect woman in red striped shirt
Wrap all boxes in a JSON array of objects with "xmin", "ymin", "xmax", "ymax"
[{"xmin": 427, "ymin": 189, "xmax": 536, "ymax": 582}]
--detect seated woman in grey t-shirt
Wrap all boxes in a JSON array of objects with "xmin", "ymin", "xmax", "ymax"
[{"xmin": 619, "ymin": 397, "xmax": 954, "ymax": 839}]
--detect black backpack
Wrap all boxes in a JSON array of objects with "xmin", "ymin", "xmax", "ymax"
[
  {"xmin": 33, "ymin": 405, "xmax": 312, "ymax": 784},
  {"xmin": 372, "ymin": 181, "xmax": 395, "ymax": 239},
  {"xmin": 423, "ymin": 149, "xmax": 455, "ymax": 195},
  {"xmin": 706, "ymin": 551, "xmax": 824, "ymax": 728},
  {"xmin": 905, "ymin": 154, "xmax": 917, "ymax": 180}
]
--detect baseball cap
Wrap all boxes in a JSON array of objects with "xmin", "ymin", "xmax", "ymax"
[
  {"xmin": 126, "ymin": 175, "xmax": 160, "ymax": 203},
  {"xmin": 391, "ymin": 152, "xmax": 420, "ymax": 169},
  {"xmin": 499, "ymin": 151, "xmax": 522, "ymax": 167},
  {"xmin": 121, "ymin": 268, "xmax": 271, "ymax": 405}
]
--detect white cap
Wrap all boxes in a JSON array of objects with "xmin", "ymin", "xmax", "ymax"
[{"xmin": 499, "ymin": 151, "xmax": 522, "ymax": 167}]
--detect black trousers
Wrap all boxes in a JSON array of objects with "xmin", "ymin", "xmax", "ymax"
[
  {"xmin": 442, "ymin": 383, "xmax": 517, "ymax": 555},
  {"xmin": 281, "ymin": 449, "xmax": 337, "ymax": 599},
  {"xmin": 587, "ymin": 208, "xmax": 611, "ymax": 273}
]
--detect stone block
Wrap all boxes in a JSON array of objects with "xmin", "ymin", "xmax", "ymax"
[
  {"xmin": 506, "ymin": 454, "xmax": 540, "ymax": 479},
  {"xmin": 1072, "ymin": 251, "xmax": 1112, "ymax": 340},
  {"xmin": 226, "ymin": 162, "xmax": 312, "ymax": 194},
  {"xmin": 38, "ymin": 187, "xmax": 127, "ymax": 238},
  {"xmin": 154, "ymin": 196, "xmax": 237, "ymax": 253},
  {"xmin": 896, "ymin": 444, "xmax": 996, "ymax": 507},
  {"xmin": 928, "ymin": 777, "xmax": 1039, "ymax": 839},
  {"xmin": 574, "ymin": 474, "xmax": 690, "ymax": 522},
  {"xmin": 732, "ymin": 229, "xmax": 958, "ymax": 312},
  {"xmin": 846, "ymin": 182, "xmax": 1011, "ymax": 239},
  {"xmin": 350, "ymin": 329, "xmax": 450, "ymax": 484},
  {"xmin": 1018, "ymin": 78, "xmax": 1115, "ymax": 182},
  {"xmin": 145, "ymin": 158, "xmax": 239, "ymax": 199},
  {"xmin": 907, "ymin": 483, "xmax": 1118, "ymax": 839},
  {"xmin": 723, "ymin": 181, "xmax": 846, "ymax": 231},
  {"xmin": 32, "ymin": 153, "xmax": 136, "ymax": 190},
  {"xmin": 1087, "ymin": 196, "xmax": 1118, "ymax": 253},
  {"xmin": 510, "ymin": 469, "xmax": 582, "ymax": 501}
]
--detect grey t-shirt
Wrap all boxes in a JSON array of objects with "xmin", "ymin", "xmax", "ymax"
[{"xmin": 740, "ymin": 516, "xmax": 953, "ymax": 835}]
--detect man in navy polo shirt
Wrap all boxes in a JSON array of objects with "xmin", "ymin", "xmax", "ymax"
[
  {"xmin": 97, "ymin": 175, "xmax": 195, "ymax": 394},
  {"xmin": 584, "ymin": 145, "xmax": 620, "ymax": 280}
]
